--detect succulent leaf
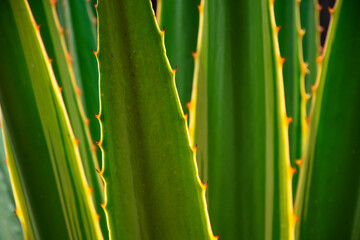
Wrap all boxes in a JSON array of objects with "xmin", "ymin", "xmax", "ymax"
[
  {"xmin": 96, "ymin": 0, "xmax": 215, "ymax": 239},
  {"xmin": 296, "ymin": 0, "xmax": 360, "ymax": 239},
  {"xmin": 189, "ymin": 0, "xmax": 295, "ymax": 238},
  {"xmin": 0, "ymin": 120, "xmax": 23, "ymax": 240},
  {"xmin": 0, "ymin": 1, "xmax": 102, "ymax": 238},
  {"xmin": 27, "ymin": 0, "xmax": 106, "ymax": 234}
]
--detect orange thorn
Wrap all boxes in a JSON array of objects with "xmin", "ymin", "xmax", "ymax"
[
  {"xmin": 75, "ymin": 139, "xmax": 80, "ymax": 145},
  {"xmin": 311, "ymin": 84, "xmax": 317, "ymax": 93},
  {"xmin": 306, "ymin": 116, "xmax": 311, "ymax": 124},
  {"xmin": 201, "ymin": 181, "xmax": 208, "ymax": 189},
  {"xmin": 192, "ymin": 52, "xmax": 198, "ymax": 59},
  {"xmin": 76, "ymin": 87, "xmax": 81, "ymax": 96},
  {"xmin": 36, "ymin": 24, "xmax": 41, "ymax": 31},
  {"xmin": 48, "ymin": 58, "xmax": 53, "ymax": 64},
  {"xmin": 192, "ymin": 144, "xmax": 198, "ymax": 152},
  {"xmin": 96, "ymin": 169, "xmax": 101, "ymax": 174},
  {"xmin": 59, "ymin": 27, "xmax": 64, "ymax": 35},
  {"xmin": 291, "ymin": 167, "xmax": 297, "ymax": 175},
  {"xmin": 4, "ymin": 158, "xmax": 7, "ymax": 165},
  {"xmin": 280, "ymin": 57, "xmax": 286, "ymax": 65},
  {"xmin": 316, "ymin": 55, "xmax": 323, "ymax": 64},
  {"xmin": 184, "ymin": 113, "xmax": 189, "ymax": 121},
  {"xmin": 14, "ymin": 209, "xmax": 17, "ymax": 215},
  {"xmin": 85, "ymin": 118, "xmax": 90, "ymax": 125},
  {"xmin": 317, "ymin": 25, "xmax": 324, "ymax": 33},
  {"xmin": 92, "ymin": 48, "xmax": 98, "ymax": 56},
  {"xmin": 161, "ymin": 26, "xmax": 165, "ymax": 33},
  {"xmin": 213, "ymin": 234, "xmax": 219, "ymax": 240},
  {"xmin": 295, "ymin": 159, "xmax": 303, "ymax": 167},
  {"xmin": 328, "ymin": 6, "xmax": 335, "ymax": 15},
  {"xmin": 96, "ymin": 214, "xmax": 100, "ymax": 220},
  {"xmin": 186, "ymin": 101, "xmax": 192, "ymax": 110},
  {"xmin": 92, "ymin": 143, "xmax": 97, "ymax": 151},
  {"xmin": 50, "ymin": 0, "xmax": 57, "ymax": 6},
  {"xmin": 298, "ymin": 28, "xmax": 305, "ymax": 37},
  {"xmin": 172, "ymin": 66, "xmax": 177, "ymax": 73},
  {"xmin": 59, "ymin": 87, "xmax": 63, "ymax": 92},
  {"xmin": 67, "ymin": 53, "xmax": 73, "ymax": 64},
  {"xmin": 99, "ymin": 202, "xmax": 105, "ymax": 208},
  {"xmin": 93, "ymin": 113, "xmax": 100, "ymax": 119},
  {"xmin": 198, "ymin": 3, "xmax": 204, "ymax": 13},
  {"xmin": 275, "ymin": 25, "xmax": 281, "ymax": 35},
  {"xmin": 294, "ymin": 215, "xmax": 300, "ymax": 223},
  {"xmin": 301, "ymin": 62, "xmax": 309, "ymax": 74},
  {"xmin": 286, "ymin": 116, "xmax": 293, "ymax": 125},
  {"xmin": 94, "ymin": 141, "xmax": 100, "ymax": 147},
  {"xmin": 89, "ymin": 187, "xmax": 94, "ymax": 194},
  {"xmin": 316, "ymin": 3, "xmax": 322, "ymax": 11},
  {"xmin": 93, "ymin": 3, "xmax": 98, "ymax": 8}
]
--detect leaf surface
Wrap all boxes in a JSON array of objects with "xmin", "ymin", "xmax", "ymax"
[
  {"xmin": 0, "ymin": 1, "xmax": 102, "ymax": 238},
  {"xmin": 97, "ymin": 0, "xmax": 215, "ymax": 239},
  {"xmin": 189, "ymin": 0, "xmax": 296, "ymax": 239},
  {"xmin": 296, "ymin": 1, "xmax": 360, "ymax": 239}
]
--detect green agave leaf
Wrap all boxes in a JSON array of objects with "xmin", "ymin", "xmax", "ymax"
[
  {"xmin": 0, "ymin": 1, "xmax": 102, "ymax": 238},
  {"xmin": 0, "ymin": 122, "xmax": 23, "ymax": 239},
  {"xmin": 275, "ymin": 0, "xmax": 317, "ymax": 196},
  {"xmin": 296, "ymin": 0, "xmax": 360, "ymax": 239},
  {"xmin": 96, "ymin": 0, "xmax": 215, "ymax": 239},
  {"xmin": 61, "ymin": 0, "xmax": 100, "ymax": 158},
  {"xmin": 189, "ymin": 0, "xmax": 296, "ymax": 239},
  {"xmin": 1, "ymin": 118, "xmax": 34, "ymax": 239},
  {"xmin": 275, "ymin": 0, "xmax": 301, "ymax": 172},
  {"xmin": 28, "ymin": 0, "xmax": 106, "ymax": 234},
  {"xmin": 157, "ymin": 0, "xmax": 200, "ymax": 113}
]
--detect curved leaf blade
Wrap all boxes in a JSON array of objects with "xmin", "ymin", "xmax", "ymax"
[
  {"xmin": 97, "ymin": 0, "xmax": 215, "ymax": 239},
  {"xmin": 0, "ymin": 1, "xmax": 102, "ymax": 238}
]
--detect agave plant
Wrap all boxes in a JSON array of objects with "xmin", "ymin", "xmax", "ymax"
[{"xmin": 0, "ymin": 0, "xmax": 359, "ymax": 239}]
